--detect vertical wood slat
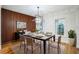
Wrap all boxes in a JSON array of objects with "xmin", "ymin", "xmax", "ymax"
[{"xmin": 1, "ymin": 8, "xmax": 36, "ymax": 44}]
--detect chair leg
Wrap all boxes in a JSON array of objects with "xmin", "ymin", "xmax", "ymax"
[
  {"xmin": 31, "ymin": 42, "xmax": 33, "ymax": 54},
  {"xmin": 32, "ymin": 46, "xmax": 33, "ymax": 53},
  {"xmin": 40, "ymin": 41, "xmax": 42, "ymax": 54},
  {"xmin": 48, "ymin": 41, "xmax": 50, "ymax": 53},
  {"xmin": 20, "ymin": 43, "xmax": 21, "ymax": 49},
  {"xmin": 24, "ymin": 41, "xmax": 26, "ymax": 54},
  {"xmin": 57, "ymin": 44, "xmax": 60, "ymax": 54},
  {"xmin": 25, "ymin": 45, "xmax": 28, "ymax": 54},
  {"xmin": 19, "ymin": 40, "xmax": 22, "ymax": 49}
]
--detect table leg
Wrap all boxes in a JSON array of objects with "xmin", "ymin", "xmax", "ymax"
[{"xmin": 43, "ymin": 40, "xmax": 46, "ymax": 54}]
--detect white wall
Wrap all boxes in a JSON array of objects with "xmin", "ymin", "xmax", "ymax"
[
  {"xmin": 0, "ymin": 5, "xmax": 1, "ymax": 50},
  {"xmin": 43, "ymin": 7, "xmax": 79, "ymax": 44},
  {"xmin": 75, "ymin": 11, "xmax": 79, "ymax": 48}
]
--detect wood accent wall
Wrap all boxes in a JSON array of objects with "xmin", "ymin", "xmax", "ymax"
[{"xmin": 1, "ymin": 8, "xmax": 36, "ymax": 44}]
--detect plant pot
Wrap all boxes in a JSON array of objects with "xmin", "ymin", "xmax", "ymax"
[{"xmin": 69, "ymin": 38, "xmax": 75, "ymax": 46}]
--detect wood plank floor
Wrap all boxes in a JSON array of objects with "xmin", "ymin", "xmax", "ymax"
[{"xmin": 1, "ymin": 41, "xmax": 79, "ymax": 54}]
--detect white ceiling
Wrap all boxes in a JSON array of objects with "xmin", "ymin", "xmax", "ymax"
[{"xmin": 2, "ymin": 5, "xmax": 79, "ymax": 16}]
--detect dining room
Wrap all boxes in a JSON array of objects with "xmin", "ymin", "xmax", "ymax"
[{"xmin": 0, "ymin": 5, "xmax": 79, "ymax": 54}]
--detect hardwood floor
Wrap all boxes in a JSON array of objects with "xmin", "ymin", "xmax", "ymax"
[{"xmin": 1, "ymin": 41, "xmax": 79, "ymax": 54}]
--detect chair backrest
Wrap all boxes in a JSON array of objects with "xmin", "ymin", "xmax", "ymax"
[
  {"xmin": 39, "ymin": 32, "xmax": 44, "ymax": 34},
  {"xmin": 45, "ymin": 32, "xmax": 52, "ymax": 36},
  {"xmin": 19, "ymin": 34, "xmax": 25, "ymax": 41},
  {"xmin": 53, "ymin": 35, "xmax": 55, "ymax": 42},
  {"xmin": 25, "ymin": 36, "xmax": 34, "ymax": 46},
  {"xmin": 46, "ymin": 32, "xmax": 52, "ymax": 34},
  {"xmin": 58, "ymin": 36, "xmax": 61, "ymax": 44},
  {"xmin": 19, "ymin": 34, "xmax": 35, "ymax": 47}
]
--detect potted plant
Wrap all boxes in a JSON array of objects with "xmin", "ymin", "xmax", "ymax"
[{"xmin": 68, "ymin": 30, "xmax": 76, "ymax": 46}]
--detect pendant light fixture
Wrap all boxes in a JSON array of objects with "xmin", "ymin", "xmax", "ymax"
[{"xmin": 32, "ymin": 6, "xmax": 40, "ymax": 21}]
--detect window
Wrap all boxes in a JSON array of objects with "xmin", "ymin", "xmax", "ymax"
[
  {"xmin": 55, "ymin": 19, "xmax": 64, "ymax": 35},
  {"xmin": 35, "ymin": 17, "xmax": 43, "ymax": 32}
]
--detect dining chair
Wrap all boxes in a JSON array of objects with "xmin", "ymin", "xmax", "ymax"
[
  {"xmin": 19, "ymin": 35, "xmax": 39, "ymax": 54},
  {"xmin": 34, "ymin": 39, "xmax": 42, "ymax": 53},
  {"xmin": 34, "ymin": 32, "xmax": 44, "ymax": 53},
  {"xmin": 45, "ymin": 32, "xmax": 53, "ymax": 42},
  {"xmin": 19, "ymin": 34, "xmax": 26, "ymax": 53},
  {"xmin": 25, "ymin": 36, "xmax": 42, "ymax": 54},
  {"xmin": 48, "ymin": 36, "xmax": 61, "ymax": 54},
  {"xmin": 57, "ymin": 36, "xmax": 61, "ymax": 54},
  {"xmin": 45, "ymin": 32, "xmax": 53, "ymax": 53},
  {"xmin": 49, "ymin": 35, "xmax": 55, "ymax": 45},
  {"xmin": 45, "ymin": 32, "xmax": 52, "ymax": 35}
]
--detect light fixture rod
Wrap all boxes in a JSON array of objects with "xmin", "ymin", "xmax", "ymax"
[{"xmin": 37, "ymin": 6, "xmax": 39, "ymax": 17}]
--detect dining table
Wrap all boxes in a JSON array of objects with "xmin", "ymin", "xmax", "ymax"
[{"xmin": 23, "ymin": 32, "xmax": 53, "ymax": 54}]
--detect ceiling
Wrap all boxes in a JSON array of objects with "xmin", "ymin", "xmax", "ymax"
[{"xmin": 2, "ymin": 5, "xmax": 79, "ymax": 16}]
